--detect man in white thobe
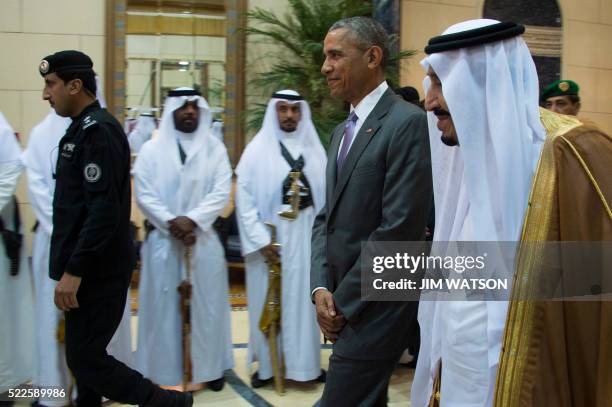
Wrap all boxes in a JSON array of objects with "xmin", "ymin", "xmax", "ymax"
[
  {"xmin": 411, "ymin": 20, "xmax": 545, "ymax": 406},
  {"xmin": 128, "ymin": 111, "xmax": 156, "ymax": 154},
  {"xmin": 133, "ymin": 87, "xmax": 233, "ymax": 391},
  {"xmin": 21, "ymin": 78, "xmax": 134, "ymax": 406},
  {"xmin": 236, "ymin": 90, "xmax": 327, "ymax": 387},
  {"xmin": 0, "ymin": 112, "xmax": 34, "ymax": 396}
]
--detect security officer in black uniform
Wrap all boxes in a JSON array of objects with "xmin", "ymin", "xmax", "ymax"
[{"xmin": 40, "ymin": 50, "xmax": 192, "ymax": 407}]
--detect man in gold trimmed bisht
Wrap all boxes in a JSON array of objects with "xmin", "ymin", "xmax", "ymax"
[
  {"xmin": 413, "ymin": 20, "xmax": 546, "ymax": 406},
  {"xmin": 494, "ymin": 109, "xmax": 612, "ymax": 405}
]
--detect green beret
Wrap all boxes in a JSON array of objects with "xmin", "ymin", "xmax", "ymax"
[
  {"xmin": 541, "ymin": 79, "xmax": 579, "ymax": 101},
  {"xmin": 39, "ymin": 50, "xmax": 93, "ymax": 77}
]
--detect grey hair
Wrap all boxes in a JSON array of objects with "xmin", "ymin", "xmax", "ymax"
[{"xmin": 329, "ymin": 16, "xmax": 390, "ymax": 68}]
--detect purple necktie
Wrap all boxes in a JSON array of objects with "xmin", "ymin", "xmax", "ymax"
[{"xmin": 337, "ymin": 111, "xmax": 358, "ymax": 174}]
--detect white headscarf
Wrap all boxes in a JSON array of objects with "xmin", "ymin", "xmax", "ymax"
[
  {"xmin": 131, "ymin": 87, "xmax": 217, "ymax": 189},
  {"xmin": 235, "ymin": 90, "xmax": 326, "ymax": 223},
  {"xmin": 155, "ymin": 87, "xmax": 212, "ymax": 161},
  {"xmin": 211, "ymin": 120, "xmax": 224, "ymax": 142},
  {"xmin": 95, "ymin": 75, "xmax": 107, "ymax": 109},
  {"xmin": 0, "ymin": 112, "xmax": 21, "ymax": 164},
  {"xmin": 128, "ymin": 113, "xmax": 157, "ymax": 153},
  {"xmin": 21, "ymin": 110, "xmax": 70, "ymax": 173},
  {"xmin": 0, "ymin": 112, "xmax": 22, "ymax": 212},
  {"xmin": 421, "ymin": 19, "xmax": 545, "ymax": 243}
]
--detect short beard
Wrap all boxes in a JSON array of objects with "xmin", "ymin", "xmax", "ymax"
[
  {"xmin": 175, "ymin": 120, "xmax": 198, "ymax": 133},
  {"xmin": 280, "ymin": 124, "xmax": 297, "ymax": 133},
  {"xmin": 440, "ymin": 135, "xmax": 458, "ymax": 147}
]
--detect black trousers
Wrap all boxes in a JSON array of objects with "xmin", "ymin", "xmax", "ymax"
[
  {"xmin": 65, "ymin": 273, "xmax": 154, "ymax": 406},
  {"xmin": 320, "ymin": 352, "xmax": 400, "ymax": 407}
]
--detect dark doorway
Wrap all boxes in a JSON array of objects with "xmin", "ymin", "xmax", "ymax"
[{"xmin": 483, "ymin": 0, "xmax": 562, "ymax": 94}]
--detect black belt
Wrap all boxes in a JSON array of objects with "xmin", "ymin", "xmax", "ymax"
[{"xmin": 279, "ymin": 142, "xmax": 313, "ymax": 210}]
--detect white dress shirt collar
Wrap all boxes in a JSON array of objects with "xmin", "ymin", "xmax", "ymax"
[
  {"xmin": 338, "ymin": 80, "xmax": 389, "ymax": 155},
  {"xmin": 351, "ymin": 80, "xmax": 389, "ymax": 128}
]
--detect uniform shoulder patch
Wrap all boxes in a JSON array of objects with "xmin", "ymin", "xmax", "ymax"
[
  {"xmin": 83, "ymin": 163, "xmax": 102, "ymax": 182},
  {"xmin": 61, "ymin": 142, "xmax": 76, "ymax": 159},
  {"xmin": 82, "ymin": 115, "xmax": 99, "ymax": 131}
]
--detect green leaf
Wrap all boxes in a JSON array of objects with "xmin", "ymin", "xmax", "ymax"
[{"xmin": 246, "ymin": 0, "xmax": 415, "ymax": 146}]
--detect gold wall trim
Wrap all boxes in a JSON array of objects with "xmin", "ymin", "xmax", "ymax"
[
  {"xmin": 524, "ymin": 25, "xmax": 562, "ymax": 58},
  {"xmin": 126, "ymin": 14, "xmax": 226, "ymax": 37},
  {"xmin": 127, "ymin": 0, "xmax": 225, "ymax": 14},
  {"xmin": 224, "ymin": 0, "xmax": 246, "ymax": 166},
  {"xmin": 115, "ymin": 0, "xmax": 242, "ymax": 154},
  {"xmin": 105, "ymin": 0, "xmax": 127, "ymax": 123}
]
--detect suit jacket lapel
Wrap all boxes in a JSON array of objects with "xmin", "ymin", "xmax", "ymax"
[
  {"xmin": 327, "ymin": 123, "xmax": 344, "ymax": 208},
  {"xmin": 329, "ymin": 89, "xmax": 396, "ymax": 214}
]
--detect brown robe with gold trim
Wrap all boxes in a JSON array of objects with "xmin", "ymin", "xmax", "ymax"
[{"xmin": 494, "ymin": 110, "xmax": 612, "ymax": 406}]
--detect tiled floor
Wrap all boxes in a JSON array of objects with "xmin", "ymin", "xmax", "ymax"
[{"xmin": 109, "ymin": 310, "xmax": 415, "ymax": 406}]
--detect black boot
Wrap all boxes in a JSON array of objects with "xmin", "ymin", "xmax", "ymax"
[
  {"xmin": 251, "ymin": 371, "xmax": 273, "ymax": 388},
  {"xmin": 207, "ymin": 376, "xmax": 225, "ymax": 392},
  {"xmin": 142, "ymin": 387, "xmax": 193, "ymax": 407}
]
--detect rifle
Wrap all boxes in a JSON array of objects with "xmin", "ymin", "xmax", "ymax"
[
  {"xmin": 258, "ymin": 223, "xmax": 284, "ymax": 395},
  {"xmin": 177, "ymin": 245, "xmax": 193, "ymax": 390}
]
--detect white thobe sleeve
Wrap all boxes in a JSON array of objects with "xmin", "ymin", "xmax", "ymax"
[
  {"xmin": 0, "ymin": 126, "xmax": 22, "ymax": 211},
  {"xmin": 128, "ymin": 130, "xmax": 147, "ymax": 154},
  {"xmin": 235, "ymin": 179, "xmax": 270, "ymax": 256},
  {"xmin": 133, "ymin": 152, "xmax": 176, "ymax": 235},
  {"xmin": 185, "ymin": 149, "xmax": 232, "ymax": 231},
  {"xmin": 0, "ymin": 163, "xmax": 22, "ymax": 212},
  {"xmin": 23, "ymin": 152, "xmax": 54, "ymax": 235}
]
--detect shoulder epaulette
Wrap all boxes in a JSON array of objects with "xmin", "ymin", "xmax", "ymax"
[{"xmin": 82, "ymin": 115, "xmax": 99, "ymax": 131}]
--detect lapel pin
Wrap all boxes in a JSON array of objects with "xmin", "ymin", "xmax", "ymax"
[{"xmin": 366, "ymin": 128, "xmax": 373, "ymax": 133}]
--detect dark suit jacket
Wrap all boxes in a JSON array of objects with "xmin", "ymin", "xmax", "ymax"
[{"xmin": 310, "ymin": 88, "xmax": 433, "ymax": 360}]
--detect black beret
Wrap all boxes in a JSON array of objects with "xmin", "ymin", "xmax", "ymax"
[
  {"xmin": 425, "ymin": 22, "xmax": 525, "ymax": 55},
  {"xmin": 39, "ymin": 50, "xmax": 93, "ymax": 77}
]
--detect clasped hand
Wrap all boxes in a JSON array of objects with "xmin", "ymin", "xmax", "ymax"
[
  {"xmin": 54, "ymin": 272, "xmax": 82, "ymax": 311},
  {"xmin": 314, "ymin": 289, "xmax": 346, "ymax": 342},
  {"xmin": 168, "ymin": 216, "xmax": 197, "ymax": 246},
  {"xmin": 260, "ymin": 243, "xmax": 280, "ymax": 265}
]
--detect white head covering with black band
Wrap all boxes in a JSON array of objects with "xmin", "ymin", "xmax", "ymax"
[
  {"xmin": 235, "ymin": 90, "xmax": 326, "ymax": 223},
  {"xmin": 421, "ymin": 19, "xmax": 544, "ymax": 244},
  {"xmin": 155, "ymin": 87, "xmax": 212, "ymax": 162},
  {"xmin": 413, "ymin": 19, "xmax": 546, "ymax": 406}
]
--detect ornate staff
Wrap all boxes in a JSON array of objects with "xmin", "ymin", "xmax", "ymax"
[
  {"xmin": 258, "ymin": 223, "xmax": 285, "ymax": 395},
  {"xmin": 177, "ymin": 245, "xmax": 193, "ymax": 390},
  {"xmin": 278, "ymin": 171, "xmax": 307, "ymax": 221}
]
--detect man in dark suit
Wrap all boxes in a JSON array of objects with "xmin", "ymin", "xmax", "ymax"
[{"xmin": 311, "ymin": 16, "xmax": 433, "ymax": 406}]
